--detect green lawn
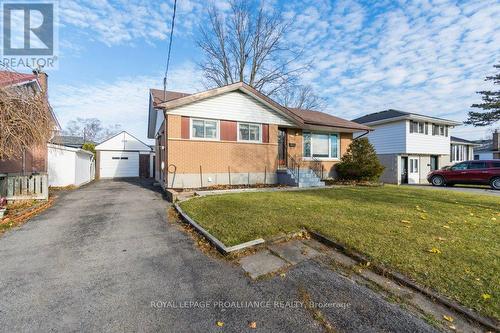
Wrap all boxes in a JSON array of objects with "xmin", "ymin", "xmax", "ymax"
[{"xmin": 180, "ymin": 185, "xmax": 500, "ymax": 320}]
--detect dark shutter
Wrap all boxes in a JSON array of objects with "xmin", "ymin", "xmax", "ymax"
[
  {"xmin": 181, "ymin": 116, "xmax": 190, "ymax": 139},
  {"xmin": 220, "ymin": 120, "xmax": 237, "ymax": 141},
  {"xmin": 262, "ymin": 124, "xmax": 269, "ymax": 143}
]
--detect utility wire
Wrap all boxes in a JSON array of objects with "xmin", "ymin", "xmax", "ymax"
[{"xmin": 163, "ymin": 0, "xmax": 178, "ymax": 101}]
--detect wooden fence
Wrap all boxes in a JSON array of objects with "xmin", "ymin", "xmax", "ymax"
[{"xmin": 0, "ymin": 173, "xmax": 49, "ymax": 201}]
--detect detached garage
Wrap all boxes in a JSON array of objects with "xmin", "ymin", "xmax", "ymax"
[
  {"xmin": 48, "ymin": 144, "xmax": 95, "ymax": 187},
  {"xmin": 95, "ymin": 131, "xmax": 153, "ymax": 179}
]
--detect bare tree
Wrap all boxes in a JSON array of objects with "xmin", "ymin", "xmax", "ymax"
[
  {"xmin": 0, "ymin": 86, "xmax": 54, "ymax": 160},
  {"xmin": 64, "ymin": 118, "xmax": 121, "ymax": 142},
  {"xmin": 197, "ymin": 0, "xmax": 318, "ymax": 104},
  {"xmin": 276, "ymin": 85, "xmax": 326, "ymax": 110}
]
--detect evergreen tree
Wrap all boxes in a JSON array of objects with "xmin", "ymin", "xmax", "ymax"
[
  {"xmin": 465, "ymin": 64, "xmax": 499, "ymax": 126},
  {"xmin": 336, "ymin": 138, "xmax": 385, "ymax": 182}
]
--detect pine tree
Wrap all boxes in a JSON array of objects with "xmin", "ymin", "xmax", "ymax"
[
  {"xmin": 465, "ymin": 64, "xmax": 500, "ymax": 126},
  {"xmin": 336, "ymin": 138, "xmax": 385, "ymax": 182}
]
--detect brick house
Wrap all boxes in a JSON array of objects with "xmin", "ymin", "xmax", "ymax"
[
  {"xmin": 147, "ymin": 82, "xmax": 370, "ymax": 188},
  {"xmin": 0, "ymin": 70, "xmax": 60, "ymax": 175}
]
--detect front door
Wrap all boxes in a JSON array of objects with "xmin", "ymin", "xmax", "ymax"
[
  {"xmin": 430, "ymin": 155, "xmax": 439, "ymax": 171},
  {"xmin": 400, "ymin": 156, "xmax": 408, "ymax": 184},
  {"xmin": 278, "ymin": 128, "xmax": 287, "ymax": 168},
  {"xmin": 408, "ymin": 157, "xmax": 420, "ymax": 184}
]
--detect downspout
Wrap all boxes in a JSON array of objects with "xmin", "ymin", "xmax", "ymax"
[{"xmin": 354, "ymin": 130, "xmax": 370, "ymax": 139}]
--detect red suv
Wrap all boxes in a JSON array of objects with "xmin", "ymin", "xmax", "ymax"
[{"xmin": 427, "ymin": 160, "xmax": 500, "ymax": 190}]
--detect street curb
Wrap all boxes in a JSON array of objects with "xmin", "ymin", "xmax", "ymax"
[
  {"xmin": 308, "ymin": 230, "xmax": 500, "ymax": 332},
  {"xmin": 174, "ymin": 203, "xmax": 264, "ymax": 255}
]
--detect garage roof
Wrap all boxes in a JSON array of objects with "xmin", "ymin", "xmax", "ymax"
[{"xmin": 95, "ymin": 131, "xmax": 152, "ymax": 152}]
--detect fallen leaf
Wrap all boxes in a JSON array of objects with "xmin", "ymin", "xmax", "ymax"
[
  {"xmin": 481, "ymin": 293, "xmax": 491, "ymax": 300},
  {"xmin": 443, "ymin": 315, "xmax": 454, "ymax": 322},
  {"xmin": 469, "ymin": 212, "xmax": 474, "ymax": 216},
  {"xmin": 436, "ymin": 237, "xmax": 447, "ymax": 241},
  {"xmin": 280, "ymin": 273, "xmax": 286, "ymax": 278},
  {"xmin": 216, "ymin": 321, "xmax": 224, "ymax": 327},
  {"xmin": 420, "ymin": 215, "xmax": 427, "ymax": 220},
  {"xmin": 428, "ymin": 248, "xmax": 441, "ymax": 254},
  {"xmin": 491, "ymin": 217, "xmax": 496, "ymax": 221},
  {"xmin": 248, "ymin": 321, "xmax": 257, "ymax": 329},
  {"xmin": 448, "ymin": 324, "xmax": 456, "ymax": 330},
  {"xmin": 442, "ymin": 225, "xmax": 450, "ymax": 229},
  {"xmin": 400, "ymin": 220, "xmax": 411, "ymax": 224}
]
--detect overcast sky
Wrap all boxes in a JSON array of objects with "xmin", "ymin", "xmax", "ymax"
[{"xmin": 46, "ymin": 0, "xmax": 500, "ymax": 142}]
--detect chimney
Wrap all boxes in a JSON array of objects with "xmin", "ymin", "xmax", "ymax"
[
  {"xmin": 33, "ymin": 68, "xmax": 48, "ymax": 97},
  {"xmin": 494, "ymin": 129, "xmax": 499, "ymax": 151}
]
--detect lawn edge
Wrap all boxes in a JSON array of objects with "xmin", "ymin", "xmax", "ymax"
[
  {"xmin": 174, "ymin": 203, "xmax": 264, "ymax": 255},
  {"xmin": 308, "ymin": 229, "xmax": 500, "ymax": 332}
]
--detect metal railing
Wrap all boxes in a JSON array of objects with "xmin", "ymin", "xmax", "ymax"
[
  {"xmin": 277, "ymin": 153, "xmax": 301, "ymax": 184},
  {"xmin": 310, "ymin": 157, "xmax": 325, "ymax": 180}
]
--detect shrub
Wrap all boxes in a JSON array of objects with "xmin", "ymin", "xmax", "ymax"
[
  {"xmin": 81, "ymin": 142, "xmax": 96, "ymax": 156},
  {"xmin": 336, "ymin": 137, "xmax": 385, "ymax": 181}
]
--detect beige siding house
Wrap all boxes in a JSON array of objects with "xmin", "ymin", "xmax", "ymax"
[{"xmin": 147, "ymin": 82, "xmax": 371, "ymax": 189}]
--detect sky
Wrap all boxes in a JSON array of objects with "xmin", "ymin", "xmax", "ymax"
[{"xmin": 40, "ymin": 0, "xmax": 500, "ymax": 143}]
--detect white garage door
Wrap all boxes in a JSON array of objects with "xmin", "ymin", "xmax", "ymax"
[{"xmin": 100, "ymin": 151, "xmax": 139, "ymax": 178}]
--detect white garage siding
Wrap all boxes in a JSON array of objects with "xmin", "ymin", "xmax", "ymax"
[
  {"xmin": 99, "ymin": 151, "xmax": 139, "ymax": 178},
  {"xmin": 48, "ymin": 144, "xmax": 95, "ymax": 187}
]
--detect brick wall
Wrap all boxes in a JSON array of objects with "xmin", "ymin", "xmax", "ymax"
[
  {"xmin": 285, "ymin": 128, "xmax": 352, "ymax": 178},
  {"xmin": 162, "ymin": 114, "xmax": 354, "ymax": 184},
  {"xmin": 166, "ymin": 115, "xmax": 278, "ymax": 175}
]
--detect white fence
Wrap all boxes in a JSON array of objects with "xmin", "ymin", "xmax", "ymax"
[{"xmin": 0, "ymin": 173, "xmax": 49, "ymax": 201}]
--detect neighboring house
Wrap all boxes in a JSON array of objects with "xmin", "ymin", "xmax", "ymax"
[
  {"xmin": 0, "ymin": 69, "xmax": 60, "ymax": 175},
  {"xmin": 353, "ymin": 109, "xmax": 461, "ymax": 185},
  {"xmin": 450, "ymin": 136, "xmax": 478, "ymax": 163},
  {"xmin": 95, "ymin": 131, "xmax": 154, "ymax": 179},
  {"xmin": 147, "ymin": 82, "xmax": 371, "ymax": 189},
  {"xmin": 47, "ymin": 143, "xmax": 95, "ymax": 187},
  {"xmin": 473, "ymin": 130, "xmax": 500, "ymax": 160},
  {"xmin": 50, "ymin": 135, "xmax": 95, "ymax": 149}
]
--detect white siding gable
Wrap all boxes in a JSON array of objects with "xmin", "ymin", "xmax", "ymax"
[
  {"xmin": 358, "ymin": 121, "xmax": 407, "ymax": 154},
  {"xmin": 96, "ymin": 132, "xmax": 151, "ymax": 152},
  {"xmin": 167, "ymin": 91, "xmax": 295, "ymax": 126},
  {"xmin": 357, "ymin": 120, "xmax": 452, "ymax": 155}
]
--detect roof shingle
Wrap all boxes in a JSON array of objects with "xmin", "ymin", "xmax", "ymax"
[{"xmin": 0, "ymin": 70, "xmax": 37, "ymax": 87}]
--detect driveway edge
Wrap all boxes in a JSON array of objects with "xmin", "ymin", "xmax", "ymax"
[
  {"xmin": 308, "ymin": 230, "xmax": 500, "ymax": 332},
  {"xmin": 174, "ymin": 203, "xmax": 264, "ymax": 255}
]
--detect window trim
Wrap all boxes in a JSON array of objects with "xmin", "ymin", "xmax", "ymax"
[
  {"xmin": 237, "ymin": 122, "xmax": 262, "ymax": 143},
  {"xmin": 409, "ymin": 120, "xmax": 426, "ymax": 134},
  {"xmin": 302, "ymin": 131, "xmax": 340, "ymax": 161},
  {"xmin": 189, "ymin": 117, "xmax": 220, "ymax": 141}
]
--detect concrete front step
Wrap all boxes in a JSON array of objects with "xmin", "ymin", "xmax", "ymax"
[
  {"xmin": 277, "ymin": 168, "xmax": 325, "ymax": 188},
  {"xmin": 298, "ymin": 181, "xmax": 325, "ymax": 188}
]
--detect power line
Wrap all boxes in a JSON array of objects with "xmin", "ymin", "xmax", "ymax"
[{"xmin": 163, "ymin": 0, "xmax": 178, "ymax": 101}]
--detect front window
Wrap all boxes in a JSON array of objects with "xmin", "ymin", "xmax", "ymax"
[
  {"xmin": 238, "ymin": 123, "xmax": 261, "ymax": 142},
  {"xmin": 191, "ymin": 118, "xmax": 218, "ymax": 140},
  {"xmin": 303, "ymin": 132, "xmax": 339, "ymax": 159}
]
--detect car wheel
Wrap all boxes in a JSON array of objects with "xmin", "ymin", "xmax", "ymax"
[
  {"xmin": 431, "ymin": 175, "xmax": 445, "ymax": 186},
  {"xmin": 490, "ymin": 177, "xmax": 500, "ymax": 190}
]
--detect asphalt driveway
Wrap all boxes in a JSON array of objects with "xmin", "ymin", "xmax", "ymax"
[{"xmin": 0, "ymin": 179, "xmax": 437, "ymax": 332}]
